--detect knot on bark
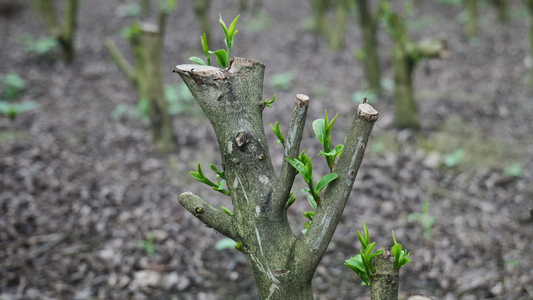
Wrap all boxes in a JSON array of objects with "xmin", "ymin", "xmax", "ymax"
[{"xmin": 235, "ymin": 132, "xmax": 249, "ymax": 151}]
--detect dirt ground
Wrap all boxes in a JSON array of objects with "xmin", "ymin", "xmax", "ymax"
[{"xmin": 1, "ymin": 0, "xmax": 532, "ymax": 299}]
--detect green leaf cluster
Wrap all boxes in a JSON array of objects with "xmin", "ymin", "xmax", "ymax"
[
  {"xmin": 345, "ymin": 222, "xmax": 411, "ymax": 286},
  {"xmin": 286, "ymin": 150, "xmax": 338, "ymax": 206},
  {"xmin": 0, "ymin": 72, "xmax": 38, "ymax": 119},
  {"xmin": 190, "ymin": 14, "xmax": 240, "ymax": 68},
  {"xmin": 313, "ymin": 110, "xmax": 343, "ymax": 171},
  {"xmin": 301, "ymin": 195, "xmax": 317, "ymax": 235},
  {"xmin": 189, "ymin": 163, "xmax": 230, "ymax": 196},
  {"xmin": 345, "ymin": 221, "xmax": 384, "ymax": 286},
  {"xmin": 270, "ymin": 120, "xmax": 285, "ymax": 145},
  {"xmin": 391, "ymin": 231, "xmax": 411, "ymax": 268}
]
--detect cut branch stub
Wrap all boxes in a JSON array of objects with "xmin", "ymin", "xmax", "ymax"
[{"xmin": 173, "ymin": 57, "xmax": 275, "ymax": 219}]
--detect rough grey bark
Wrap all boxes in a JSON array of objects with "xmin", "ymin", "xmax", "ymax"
[
  {"xmin": 174, "ymin": 57, "xmax": 378, "ymax": 299},
  {"xmin": 370, "ymin": 250, "xmax": 399, "ymax": 300}
]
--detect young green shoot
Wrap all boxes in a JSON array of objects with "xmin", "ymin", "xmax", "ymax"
[
  {"xmin": 286, "ymin": 150, "xmax": 338, "ymax": 205},
  {"xmin": 263, "ymin": 94, "xmax": 276, "ymax": 108},
  {"xmin": 313, "ymin": 110, "xmax": 343, "ymax": 171},
  {"xmin": 190, "ymin": 14, "xmax": 240, "ymax": 68},
  {"xmin": 391, "ymin": 230, "xmax": 411, "ymax": 268},
  {"xmin": 270, "ymin": 121, "xmax": 285, "ymax": 145},
  {"xmin": 344, "ymin": 221, "xmax": 384, "ymax": 286},
  {"xmin": 189, "ymin": 163, "xmax": 230, "ymax": 195}
]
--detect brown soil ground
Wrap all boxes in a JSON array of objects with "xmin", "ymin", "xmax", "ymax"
[{"xmin": 1, "ymin": 0, "xmax": 532, "ymax": 299}]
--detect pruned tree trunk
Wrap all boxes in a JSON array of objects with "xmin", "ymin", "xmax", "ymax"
[
  {"xmin": 31, "ymin": 0, "xmax": 79, "ymax": 63},
  {"xmin": 525, "ymin": 0, "xmax": 533, "ymax": 85},
  {"xmin": 463, "ymin": 0, "xmax": 478, "ymax": 38},
  {"xmin": 310, "ymin": 0, "xmax": 349, "ymax": 49},
  {"xmin": 371, "ymin": 250, "xmax": 399, "ymax": 300},
  {"xmin": 141, "ymin": 24, "xmax": 176, "ymax": 152},
  {"xmin": 387, "ymin": 14, "xmax": 449, "ymax": 129},
  {"xmin": 193, "ymin": 0, "xmax": 212, "ymax": 46},
  {"xmin": 174, "ymin": 57, "xmax": 378, "ymax": 299},
  {"xmin": 105, "ymin": 8, "xmax": 177, "ymax": 152},
  {"xmin": 491, "ymin": 0, "xmax": 508, "ymax": 23},
  {"xmin": 356, "ymin": 0, "xmax": 383, "ymax": 95}
]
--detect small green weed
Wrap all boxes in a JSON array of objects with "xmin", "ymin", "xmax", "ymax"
[
  {"xmin": 165, "ymin": 83, "xmax": 196, "ymax": 115},
  {"xmin": 269, "ymin": 71, "xmax": 295, "ymax": 91},
  {"xmin": 1, "ymin": 72, "xmax": 26, "ymax": 100},
  {"xmin": 443, "ymin": 149, "xmax": 464, "ymax": 168},
  {"xmin": 138, "ymin": 232, "xmax": 156, "ymax": 256},
  {"xmin": 407, "ymin": 200, "xmax": 437, "ymax": 240},
  {"xmin": 0, "ymin": 101, "xmax": 38, "ymax": 119},
  {"xmin": 20, "ymin": 34, "xmax": 59, "ymax": 61},
  {"xmin": 503, "ymin": 163, "xmax": 523, "ymax": 178}
]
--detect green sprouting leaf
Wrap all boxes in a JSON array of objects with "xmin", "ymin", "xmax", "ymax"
[
  {"xmin": 270, "ymin": 121, "xmax": 285, "ymax": 145},
  {"xmin": 286, "ymin": 157, "xmax": 310, "ymax": 180},
  {"xmin": 391, "ymin": 232, "xmax": 411, "ymax": 268},
  {"xmin": 219, "ymin": 14, "xmax": 229, "ymax": 37},
  {"xmin": 209, "ymin": 49, "xmax": 228, "ymax": 68},
  {"xmin": 345, "ymin": 255, "xmax": 371, "ymax": 286},
  {"xmin": 312, "ymin": 118, "xmax": 326, "ymax": 145},
  {"xmin": 302, "ymin": 210, "xmax": 315, "ymax": 220},
  {"xmin": 286, "ymin": 192, "xmax": 296, "ymax": 208},
  {"xmin": 221, "ymin": 205, "xmax": 234, "ymax": 216},
  {"xmin": 227, "ymin": 15, "xmax": 241, "ymax": 38},
  {"xmin": 326, "ymin": 112, "xmax": 338, "ymax": 136},
  {"xmin": 214, "ymin": 237, "xmax": 237, "ymax": 250},
  {"xmin": 210, "ymin": 164, "xmax": 225, "ymax": 179},
  {"xmin": 315, "ymin": 173, "xmax": 338, "ymax": 193},
  {"xmin": 190, "ymin": 163, "xmax": 217, "ymax": 187},
  {"xmin": 362, "ymin": 221, "xmax": 370, "ymax": 246},
  {"xmin": 307, "ymin": 195, "xmax": 317, "ymax": 211},
  {"xmin": 201, "ymin": 33, "xmax": 211, "ymax": 66},
  {"xmin": 318, "ymin": 144, "xmax": 344, "ymax": 158},
  {"xmin": 189, "ymin": 56, "xmax": 207, "ymax": 65},
  {"xmin": 235, "ymin": 242, "xmax": 245, "ymax": 252},
  {"xmin": 264, "ymin": 94, "xmax": 276, "ymax": 108}
]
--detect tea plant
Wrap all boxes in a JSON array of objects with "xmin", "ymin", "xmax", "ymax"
[{"xmin": 175, "ymin": 16, "xmax": 384, "ymax": 296}]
